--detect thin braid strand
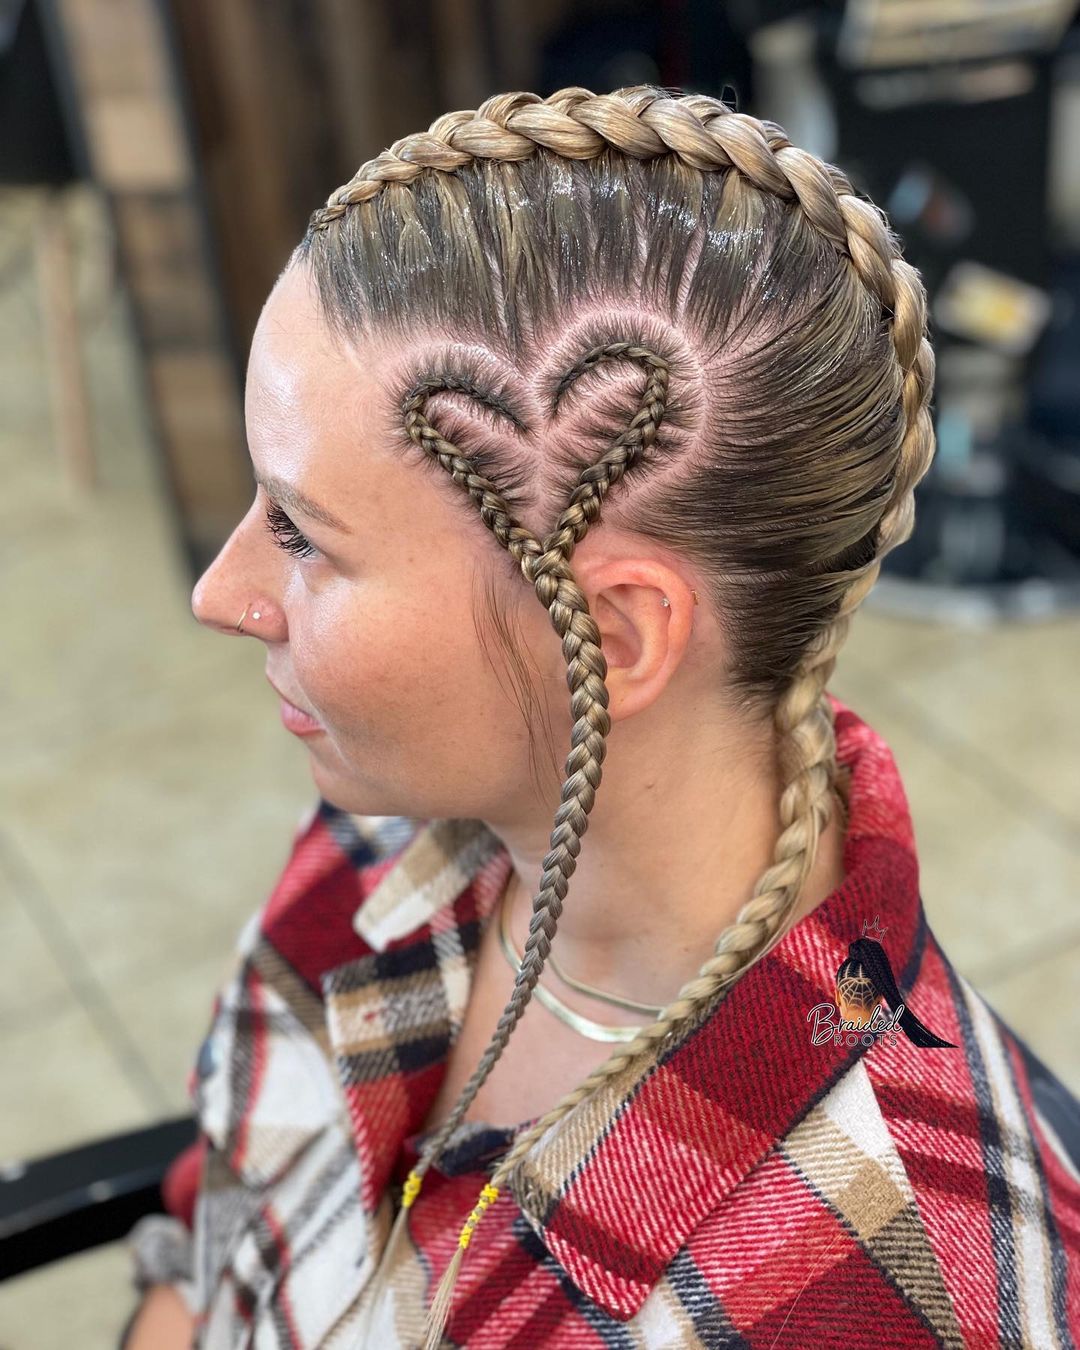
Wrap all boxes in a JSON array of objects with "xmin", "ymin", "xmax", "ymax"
[{"xmin": 399, "ymin": 344, "xmax": 671, "ymax": 1195}]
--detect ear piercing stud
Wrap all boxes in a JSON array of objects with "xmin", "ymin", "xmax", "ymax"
[{"xmin": 660, "ymin": 590, "xmax": 698, "ymax": 608}]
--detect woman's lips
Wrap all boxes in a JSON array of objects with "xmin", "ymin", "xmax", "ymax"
[
  {"xmin": 278, "ymin": 696, "xmax": 324, "ymax": 736},
  {"xmin": 267, "ymin": 676, "xmax": 324, "ymax": 736}
]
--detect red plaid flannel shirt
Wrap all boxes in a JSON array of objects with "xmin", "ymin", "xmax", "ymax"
[{"xmin": 127, "ymin": 694, "xmax": 1080, "ymax": 1347}]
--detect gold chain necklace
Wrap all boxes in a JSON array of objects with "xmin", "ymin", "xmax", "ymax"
[{"xmin": 496, "ymin": 877, "xmax": 665, "ymax": 1043}]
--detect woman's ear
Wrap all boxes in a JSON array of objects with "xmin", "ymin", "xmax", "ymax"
[{"xmin": 583, "ymin": 562, "xmax": 699, "ymax": 722}]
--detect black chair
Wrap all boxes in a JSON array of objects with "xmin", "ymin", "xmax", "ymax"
[
  {"xmin": 2, "ymin": 1031, "xmax": 1079, "ymax": 1282},
  {"xmin": 0, "ymin": 1114, "xmax": 198, "ymax": 1280}
]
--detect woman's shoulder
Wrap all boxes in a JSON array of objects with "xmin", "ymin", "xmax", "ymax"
[
  {"xmin": 178, "ymin": 802, "xmax": 426, "ymax": 1214},
  {"xmin": 185, "ymin": 799, "xmax": 428, "ymax": 1117},
  {"xmin": 863, "ymin": 922, "xmax": 1080, "ymax": 1207},
  {"xmin": 855, "ymin": 932, "xmax": 1080, "ymax": 1342},
  {"xmin": 653, "ymin": 941, "xmax": 1080, "ymax": 1348},
  {"xmin": 870, "ymin": 925, "xmax": 1080, "ymax": 1183}
]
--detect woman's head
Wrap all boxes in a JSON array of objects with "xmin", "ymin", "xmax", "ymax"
[
  {"xmin": 192, "ymin": 83, "xmax": 935, "ymax": 1342},
  {"xmin": 194, "ymin": 263, "xmax": 726, "ymax": 819},
  {"xmin": 287, "ymin": 91, "xmax": 929, "ymax": 800}
]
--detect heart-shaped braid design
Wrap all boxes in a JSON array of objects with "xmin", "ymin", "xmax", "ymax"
[{"xmin": 290, "ymin": 83, "xmax": 938, "ymax": 1347}]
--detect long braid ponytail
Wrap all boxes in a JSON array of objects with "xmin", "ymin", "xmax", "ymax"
[{"xmin": 297, "ymin": 83, "xmax": 937, "ymax": 1348}]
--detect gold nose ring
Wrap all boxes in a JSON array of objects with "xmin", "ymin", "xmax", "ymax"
[{"xmin": 235, "ymin": 604, "xmax": 262, "ymax": 633}]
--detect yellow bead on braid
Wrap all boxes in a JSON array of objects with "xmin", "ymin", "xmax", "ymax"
[
  {"xmin": 459, "ymin": 1183, "xmax": 500, "ymax": 1249},
  {"xmin": 359, "ymin": 1168, "xmax": 428, "ymax": 1339},
  {"xmin": 401, "ymin": 1169, "xmax": 424, "ymax": 1209},
  {"xmin": 422, "ymin": 1182, "xmax": 501, "ymax": 1349}
]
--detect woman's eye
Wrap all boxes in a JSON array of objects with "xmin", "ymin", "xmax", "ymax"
[{"xmin": 264, "ymin": 501, "xmax": 319, "ymax": 560}]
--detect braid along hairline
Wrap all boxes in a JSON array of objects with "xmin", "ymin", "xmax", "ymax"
[
  {"xmin": 304, "ymin": 85, "xmax": 926, "ymax": 381},
  {"xmin": 295, "ymin": 83, "xmax": 938, "ymax": 1347}
]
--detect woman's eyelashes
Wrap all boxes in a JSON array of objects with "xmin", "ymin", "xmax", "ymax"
[{"xmin": 264, "ymin": 500, "xmax": 319, "ymax": 559}]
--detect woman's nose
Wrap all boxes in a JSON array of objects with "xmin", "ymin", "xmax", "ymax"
[{"xmin": 190, "ymin": 502, "xmax": 283, "ymax": 639}]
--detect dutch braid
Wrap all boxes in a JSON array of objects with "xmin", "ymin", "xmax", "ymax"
[{"xmin": 303, "ymin": 84, "xmax": 936, "ymax": 1348}]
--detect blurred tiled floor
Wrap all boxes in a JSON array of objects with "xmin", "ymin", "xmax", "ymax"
[{"xmin": 2, "ymin": 185, "xmax": 1079, "ymax": 1348}]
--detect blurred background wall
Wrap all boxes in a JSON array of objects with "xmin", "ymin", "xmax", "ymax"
[{"xmin": 1, "ymin": 0, "xmax": 1079, "ymax": 1343}]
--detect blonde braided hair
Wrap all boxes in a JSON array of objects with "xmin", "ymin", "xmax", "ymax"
[{"xmin": 294, "ymin": 83, "xmax": 936, "ymax": 1348}]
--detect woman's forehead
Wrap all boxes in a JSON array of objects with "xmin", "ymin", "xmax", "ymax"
[
  {"xmin": 248, "ymin": 276, "xmax": 379, "ymax": 466},
  {"xmin": 248, "ymin": 267, "xmax": 345, "ymax": 410},
  {"xmin": 245, "ymin": 276, "xmax": 478, "ymax": 547}
]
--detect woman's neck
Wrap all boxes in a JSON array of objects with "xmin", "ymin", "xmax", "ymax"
[{"xmin": 490, "ymin": 716, "xmax": 849, "ymax": 1012}]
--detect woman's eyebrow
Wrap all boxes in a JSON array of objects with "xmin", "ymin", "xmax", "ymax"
[{"xmin": 255, "ymin": 472, "xmax": 352, "ymax": 533}]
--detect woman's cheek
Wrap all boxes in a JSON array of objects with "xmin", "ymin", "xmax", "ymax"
[{"xmin": 306, "ymin": 637, "xmax": 392, "ymax": 731}]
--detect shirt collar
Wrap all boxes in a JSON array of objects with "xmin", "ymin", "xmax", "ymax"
[{"xmin": 320, "ymin": 693, "xmax": 927, "ymax": 1320}]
